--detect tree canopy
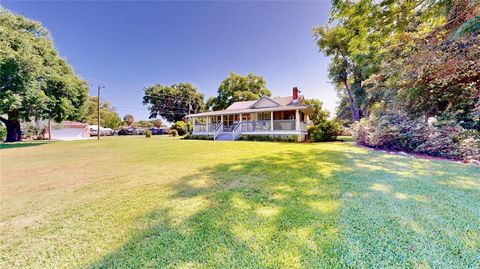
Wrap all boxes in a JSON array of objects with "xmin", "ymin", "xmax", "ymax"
[
  {"xmin": 0, "ymin": 10, "xmax": 89, "ymax": 141},
  {"xmin": 305, "ymin": 99, "xmax": 329, "ymax": 125},
  {"xmin": 206, "ymin": 72, "xmax": 271, "ymax": 111},
  {"xmin": 84, "ymin": 96, "xmax": 122, "ymax": 129},
  {"xmin": 143, "ymin": 82, "xmax": 205, "ymax": 123},
  {"xmin": 123, "ymin": 114, "xmax": 134, "ymax": 126},
  {"xmin": 316, "ymin": 0, "xmax": 480, "ymax": 160}
]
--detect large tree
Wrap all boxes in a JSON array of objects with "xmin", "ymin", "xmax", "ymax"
[
  {"xmin": 0, "ymin": 10, "xmax": 88, "ymax": 142},
  {"xmin": 305, "ymin": 99, "xmax": 330, "ymax": 125},
  {"xmin": 123, "ymin": 114, "xmax": 134, "ymax": 126},
  {"xmin": 143, "ymin": 82, "xmax": 205, "ymax": 123},
  {"xmin": 207, "ymin": 72, "xmax": 271, "ymax": 111},
  {"xmin": 84, "ymin": 96, "xmax": 122, "ymax": 129}
]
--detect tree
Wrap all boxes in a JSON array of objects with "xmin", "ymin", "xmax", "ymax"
[
  {"xmin": 0, "ymin": 11, "xmax": 88, "ymax": 142},
  {"xmin": 313, "ymin": 25, "xmax": 365, "ymax": 122},
  {"xmin": 143, "ymin": 82, "xmax": 205, "ymax": 123},
  {"xmin": 207, "ymin": 72, "xmax": 271, "ymax": 111},
  {"xmin": 85, "ymin": 97, "xmax": 122, "ymax": 129},
  {"xmin": 152, "ymin": 119, "xmax": 163, "ymax": 128},
  {"xmin": 305, "ymin": 99, "xmax": 329, "ymax": 125},
  {"xmin": 170, "ymin": 121, "xmax": 191, "ymax": 136},
  {"xmin": 123, "ymin": 114, "xmax": 134, "ymax": 126}
]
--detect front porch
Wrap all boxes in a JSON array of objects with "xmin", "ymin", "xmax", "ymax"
[{"xmin": 190, "ymin": 110, "xmax": 309, "ymax": 141}]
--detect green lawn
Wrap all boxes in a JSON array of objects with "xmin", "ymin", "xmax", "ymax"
[{"xmin": 1, "ymin": 137, "xmax": 479, "ymax": 268}]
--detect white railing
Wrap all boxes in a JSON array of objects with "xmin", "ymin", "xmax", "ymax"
[
  {"xmin": 194, "ymin": 120, "xmax": 307, "ymax": 135},
  {"xmin": 238, "ymin": 121, "xmax": 271, "ymax": 132},
  {"xmin": 193, "ymin": 124, "xmax": 207, "ymax": 133},
  {"xmin": 213, "ymin": 124, "xmax": 223, "ymax": 140},
  {"xmin": 300, "ymin": 122, "xmax": 307, "ymax": 132},
  {"xmin": 233, "ymin": 123, "xmax": 241, "ymax": 140},
  {"xmin": 208, "ymin": 123, "xmax": 220, "ymax": 133},
  {"xmin": 193, "ymin": 123, "xmax": 220, "ymax": 133},
  {"xmin": 273, "ymin": 120, "xmax": 296, "ymax": 131}
]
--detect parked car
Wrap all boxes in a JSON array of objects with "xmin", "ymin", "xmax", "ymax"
[
  {"xmin": 134, "ymin": 128, "xmax": 146, "ymax": 135},
  {"xmin": 89, "ymin": 125, "xmax": 114, "ymax": 136},
  {"xmin": 149, "ymin": 127, "xmax": 165, "ymax": 135},
  {"xmin": 118, "ymin": 127, "xmax": 135, "ymax": 135}
]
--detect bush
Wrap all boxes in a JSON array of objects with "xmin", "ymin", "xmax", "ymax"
[
  {"xmin": 351, "ymin": 112, "xmax": 480, "ymax": 161},
  {"xmin": 170, "ymin": 121, "xmax": 191, "ymax": 136},
  {"xmin": 145, "ymin": 130, "xmax": 152, "ymax": 138},
  {"xmin": 183, "ymin": 134, "xmax": 213, "ymax": 140},
  {"xmin": 308, "ymin": 120, "xmax": 342, "ymax": 142},
  {"xmin": 238, "ymin": 134, "xmax": 299, "ymax": 142},
  {"xmin": 0, "ymin": 123, "xmax": 6, "ymax": 141},
  {"xmin": 171, "ymin": 129, "xmax": 178, "ymax": 137}
]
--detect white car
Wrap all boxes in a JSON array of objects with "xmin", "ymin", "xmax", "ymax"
[{"xmin": 89, "ymin": 125, "xmax": 113, "ymax": 136}]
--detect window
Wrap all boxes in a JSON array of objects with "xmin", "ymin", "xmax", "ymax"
[{"xmin": 258, "ymin": 112, "xmax": 271, "ymax": 121}]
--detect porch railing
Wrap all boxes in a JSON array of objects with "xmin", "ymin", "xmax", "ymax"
[
  {"xmin": 193, "ymin": 123, "xmax": 220, "ymax": 133},
  {"xmin": 300, "ymin": 122, "xmax": 307, "ymax": 132},
  {"xmin": 213, "ymin": 124, "xmax": 223, "ymax": 140},
  {"xmin": 238, "ymin": 120, "xmax": 271, "ymax": 132},
  {"xmin": 193, "ymin": 120, "xmax": 308, "ymax": 133},
  {"xmin": 273, "ymin": 120, "xmax": 296, "ymax": 131}
]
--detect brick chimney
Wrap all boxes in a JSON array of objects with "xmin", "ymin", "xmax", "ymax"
[{"xmin": 292, "ymin": 87, "xmax": 299, "ymax": 101}]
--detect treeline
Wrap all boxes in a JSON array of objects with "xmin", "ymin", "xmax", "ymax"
[{"xmin": 315, "ymin": 0, "xmax": 480, "ymax": 161}]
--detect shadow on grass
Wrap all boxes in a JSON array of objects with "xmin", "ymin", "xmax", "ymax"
[
  {"xmin": 89, "ymin": 149, "xmax": 349, "ymax": 268},
  {"xmin": 88, "ymin": 145, "xmax": 480, "ymax": 268},
  {"xmin": 0, "ymin": 141, "xmax": 48, "ymax": 149}
]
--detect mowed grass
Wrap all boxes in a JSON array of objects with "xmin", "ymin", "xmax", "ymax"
[{"xmin": 0, "ymin": 136, "xmax": 479, "ymax": 268}]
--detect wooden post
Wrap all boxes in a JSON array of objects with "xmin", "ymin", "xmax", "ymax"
[
  {"xmin": 48, "ymin": 119, "xmax": 52, "ymax": 140},
  {"xmin": 97, "ymin": 86, "xmax": 101, "ymax": 140}
]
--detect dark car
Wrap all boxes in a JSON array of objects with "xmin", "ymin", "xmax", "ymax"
[
  {"xmin": 118, "ymin": 127, "xmax": 135, "ymax": 135},
  {"xmin": 149, "ymin": 127, "xmax": 165, "ymax": 135}
]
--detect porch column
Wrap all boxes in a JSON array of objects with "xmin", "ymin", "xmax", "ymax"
[
  {"xmin": 221, "ymin": 115, "xmax": 223, "ymax": 126},
  {"xmin": 270, "ymin": 111, "xmax": 274, "ymax": 131},
  {"xmin": 192, "ymin": 117, "xmax": 196, "ymax": 134},
  {"xmin": 295, "ymin": 109, "xmax": 300, "ymax": 131},
  {"xmin": 206, "ymin": 116, "xmax": 209, "ymax": 133},
  {"xmin": 239, "ymin": 114, "xmax": 242, "ymax": 123}
]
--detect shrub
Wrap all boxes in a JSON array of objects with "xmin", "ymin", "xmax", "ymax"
[
  {"xmin": 170, "ymin": 121, "xmax": 191, "ymax": 136},
  {"xmin": 238, "ymin": 134, "xmax": 299, "ymax": 142},
  {"xmin": 183, "ymin": 134, "xmax": 213, "ymax": 140},
  {"xmin": 351, "ymin": 112, "xmax": 480, "ymax": 161},
  {"xmin": 171, "ymin": 129, "xmax": 178, "ymax": 137},
  {"xmin": 308, "ymin": 120, "xmax": 342, "ymax": 142},
  {"xmin": 145, "ymin": 130, "xmax": 152, "ymax": 138},
  {"xmin": 0, "ymin": 124, "xmax": 6, "ymax": 141}
]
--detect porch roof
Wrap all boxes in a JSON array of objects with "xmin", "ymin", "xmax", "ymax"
[{"xmin": 186, "ymin": 105, "xmax": 311, "ymax": 118}]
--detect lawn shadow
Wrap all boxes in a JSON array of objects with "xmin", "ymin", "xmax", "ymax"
[
  {"xmin": 87, "ymin": 144, "xmax": 480, "ymax": 268},
  {"xmin": 329, "ymin": 147, "xmax": 480, "ymax": 267},
  {"xmin": 88, "ymin": 148, "xmax": 350, "ymax": 268},
  {"xmin": 0, "ymin": 141, "xmax": 48, "ymax": 149}
]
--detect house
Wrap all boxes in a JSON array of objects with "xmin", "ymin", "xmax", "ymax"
[
  {"xmin": 50, "ymin": 121, "xmax": 91, "ymax": 140},
  {"xmin": 186, "ymin": 87, "xmax": 312, "ymax": 141}
]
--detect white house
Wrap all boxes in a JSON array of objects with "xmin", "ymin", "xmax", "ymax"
[{"xmin": 186, "ymin": 87, "xmax": 312, "ymax": 141}]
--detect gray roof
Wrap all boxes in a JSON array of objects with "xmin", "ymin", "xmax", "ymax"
[{"xmin": 187, "ymin": 95, "xmax": 310, "ymax": 117}]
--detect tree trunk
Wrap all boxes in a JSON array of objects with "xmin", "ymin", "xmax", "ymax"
[
  {"xmin": 343, "ymin": 80, "xmax": 360, "ymax": 121},
  {"xmin": 0, "ymin": 116, "xmax": 22, "ymax": 142}
]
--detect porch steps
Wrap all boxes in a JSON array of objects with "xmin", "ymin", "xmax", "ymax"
[{"xmin": 215, "ymin": 132, "xmax": 235, "ymax": 141}]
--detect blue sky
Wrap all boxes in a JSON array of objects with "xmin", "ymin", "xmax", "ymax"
[{"xmin": 2, "ymin": 1, "xmax": 336, "ymax": 121}]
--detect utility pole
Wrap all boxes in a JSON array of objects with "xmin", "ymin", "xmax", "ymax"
[{"xmin": 97, "ymin": 86, "xmax": 105, "ymax": 140}]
